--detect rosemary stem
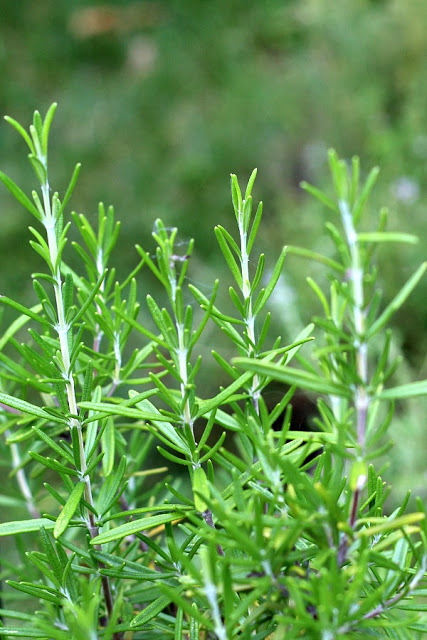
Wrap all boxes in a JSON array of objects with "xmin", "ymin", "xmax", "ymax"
[
  {"xmin": 340, "ymin": 199, "xmax": 369, "ymax": 453},
  {"xmin": 41, "ymin": 180, "xmax": 116, "ymax": 630}
]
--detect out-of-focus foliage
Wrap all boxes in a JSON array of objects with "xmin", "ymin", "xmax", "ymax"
[{"xmin": 0, "ymin": 0, "xmax": 426, "ymax": 500}]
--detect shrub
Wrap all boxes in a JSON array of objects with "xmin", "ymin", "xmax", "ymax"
[{"xmin": 0, "ymin": 105, "xmax": 425, "ymax": 639}]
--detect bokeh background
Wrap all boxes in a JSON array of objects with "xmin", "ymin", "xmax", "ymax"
[{"xmin": 0, "ymin": 0, "xmax": 425, "ymax": 503}]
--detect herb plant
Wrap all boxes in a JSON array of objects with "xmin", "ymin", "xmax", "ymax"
[{"xmin": 0, "ymin": 105, "xmax": 425, "ymax": 639}]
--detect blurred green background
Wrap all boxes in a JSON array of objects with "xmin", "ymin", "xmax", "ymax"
[{"xmin": 0, "ymin": 0, "xmax": 425, "ymax": 501}]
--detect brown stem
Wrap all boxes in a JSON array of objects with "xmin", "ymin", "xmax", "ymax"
[
  {"xmin": 362, "ymin": 589, "xmax": 404, "ymax": 620},
  {"xmin": 203, "ymin": 509, "xmax": 224, "ymax": 556},
  {"xmin": 338, "ymin": 572, "xmax": 423, "ymax": 635},
  {"xmin": 0, "ymin": 403, "xmax": 21, "ymax": 415},
  {"xmin": 88, "ymin": 512, "xmax": 122, "ymax": 640},
  {"xmin": 349, "ymin": 488, "xmax": 360, "ymax": 528},
  {"xmin": 338, "ymin": 489, "xmax": 360, "ymax": 566}
]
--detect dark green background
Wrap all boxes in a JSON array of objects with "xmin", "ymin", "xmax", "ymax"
[{"xmin": 0, "ymin": 0, "xmax": 425, "ymax": 500}]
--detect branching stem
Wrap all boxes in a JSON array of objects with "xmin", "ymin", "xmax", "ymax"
[{"xmin": 338, "ymin": 557, "xmax": 426, "ymax": 633}]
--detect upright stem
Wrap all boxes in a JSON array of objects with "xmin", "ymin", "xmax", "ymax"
[
  {"xmin": 339, "ymin": 200, "xmax": 369, "ymax": 453},
  {"xmin": 93, "ymin": 248, "xmax": 105, "ymax": 355},
  {"xmin": 239, "ymin": 214, "xmax": 260, "ymax": 415},
  {"xmin": 337, "ymin": 199, "xmax": 369, "ymax": 567},
  {"xmin": 167, "ymin": 248, "xmax": 222, "ymax": 557},
  {"xmin": 176, "ymin": 321, "xmax": 193, "ymax": 435},
  {"xmin": 168, "ymin": 262, "xmax": 194, "ymax": 436},
  {"xmin": 42, "ymin": 184, "xmax": 91, "ymax": 492},
  {"xmin": 41, "ymin": 182, "xmax": 118, "ymax": 634},
  {"xmin": 203, "ymin": 581, "xmax": 227, "ymax": 640}
]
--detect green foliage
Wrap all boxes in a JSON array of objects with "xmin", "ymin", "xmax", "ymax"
[{"xmin": 0, "ymin": 106, "xmax": 425, "ymax": 639}]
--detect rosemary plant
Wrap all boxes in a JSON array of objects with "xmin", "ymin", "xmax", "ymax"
[{"xmin": 0, "ymin": 106, "xmax": 425, "ymax": 639}]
